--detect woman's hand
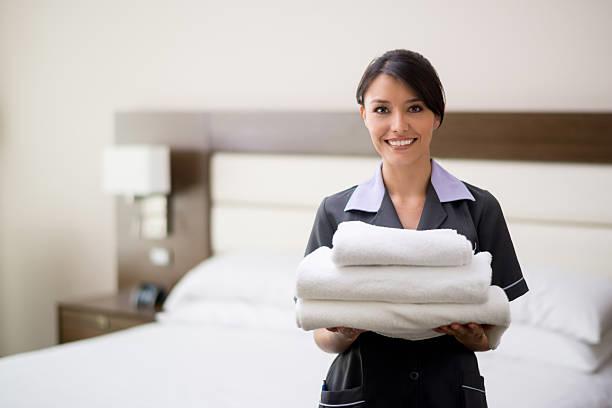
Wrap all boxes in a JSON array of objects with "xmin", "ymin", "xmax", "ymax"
[
  {"xmin": 433, "ymin": 322, "xmax": 491, "ymax": 352},
  {"xmin": 314, "ymin": 327, "xmax": 366, "ymax": 354},
  {"xmin": 326, "ymin": 327, "xmax": 367, "ymax": 342}
]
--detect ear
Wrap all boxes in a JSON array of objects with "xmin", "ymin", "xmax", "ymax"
[
  {"xmin": 359, "ymin": 105, "xmax": 366, "ymax": 122},
  {"xmin": 433, "ymin": 115, "xmax": 441, "ymax": 130}
]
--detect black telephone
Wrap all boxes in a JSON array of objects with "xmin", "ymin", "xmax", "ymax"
[{"xmin": 130, "ymin": 282, "xmax": 167, "ymax": 309}]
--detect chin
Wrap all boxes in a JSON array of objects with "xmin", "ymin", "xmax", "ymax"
[{"xmin": 382, "ymin": 154, "xmax": 422, "ymax": 168}]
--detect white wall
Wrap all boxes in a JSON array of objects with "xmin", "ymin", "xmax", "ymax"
[{"xmin": 1, "ymin": 0, "xmax": 611, "ymax": 356}]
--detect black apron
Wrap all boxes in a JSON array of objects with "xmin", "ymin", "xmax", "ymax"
[{"xmin": 319, "ymin": 332, "xmax": 488, "ymax": 407}]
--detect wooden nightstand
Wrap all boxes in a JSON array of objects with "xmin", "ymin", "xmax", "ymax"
[{"xmin": 57, "ymin": 290, "xmax": 159, "ymax": 344}]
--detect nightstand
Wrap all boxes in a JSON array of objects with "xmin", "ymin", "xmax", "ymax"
[{"xmin": 57, "ymin": 290, "xmax": 159, "ymax": 344}]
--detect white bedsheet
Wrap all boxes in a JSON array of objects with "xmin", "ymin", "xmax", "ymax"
[
  {"xmin": 479, "ymin": 351, "xmax": 612, "ymax": 408},
  {"xmin": 0, "ymin": 322, "xmax": 333, "ymax": 408},
  {"xmin": 0, "ymin": 321, "xmax": 611, "ymax": 407}
]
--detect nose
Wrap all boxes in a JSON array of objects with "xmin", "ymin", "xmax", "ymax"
[{"xmin": 391, "ymin": 111, "xmax": 410, "ymax": 134}]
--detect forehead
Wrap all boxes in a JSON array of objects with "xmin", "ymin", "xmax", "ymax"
[{"xmin": 364, "ymin": 73, "xmax": 418, "ymax": 102}]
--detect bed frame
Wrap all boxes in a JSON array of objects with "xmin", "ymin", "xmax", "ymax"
[{"xmin": 113, "ymin": 111, "xmax": 612, "ymax": 291}]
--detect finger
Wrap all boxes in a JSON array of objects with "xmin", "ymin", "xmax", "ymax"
[
  {"xmin": 343, "ymin": 329, "xmax": 360, "ymax": 340},
  {"xmin": 444, "ymin": 327, "xmax": 459, "ymax": 337},
  {"xmin": 450, "ymin": 323, "xmax": 468, "ymax": 338},
  {"xmin": 350, "ymin": 328, "xmax": 365, "ymax": 336},
  {"xmin": 341, "ymin": 328, "xmax": 355, "ymax": 337},
  {"xmin": 445, "ymin": 322, "xmax": 461, "ymax": 334},
  {"xmin": 341, "ymin": 328, "xmax": 356, "ymax": 336},
  {"xmin": 467, "ymin": 323, "xmax": 484, "ymax": 337},
  {"xmin": 465, "ymin": 324, "xmax": 488, "ymax": 345}
]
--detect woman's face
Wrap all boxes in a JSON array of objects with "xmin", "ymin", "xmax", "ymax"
[{"xmin": 360, "ymin": 73, "xmax": 440, "ymax": 168}]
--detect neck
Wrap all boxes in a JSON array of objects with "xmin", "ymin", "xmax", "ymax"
[{"xmin": 381, "ymin": 156, "xmax": 431, "ymax": 201}]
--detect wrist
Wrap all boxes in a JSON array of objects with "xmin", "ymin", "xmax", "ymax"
[{"xmin": 314, "ymin": 329, "xmax": 356, "ymax": 354}]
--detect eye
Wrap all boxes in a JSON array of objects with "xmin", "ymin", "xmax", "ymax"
[
  {"xmin": 373, "ymin": 106, "xmax": 389, "ymax": 114},
  {"xmin": 408, "ymin": 104, "xmax": 424, "ymax": 113}
]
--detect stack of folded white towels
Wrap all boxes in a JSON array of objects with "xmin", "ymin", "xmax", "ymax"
[{"xmin": 295, "ymin": 221, "xmax": 511, "ymax": 349}]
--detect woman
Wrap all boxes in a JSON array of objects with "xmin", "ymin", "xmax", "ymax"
[{"xmin": 305, "ymin": 50, "xmax": 529, "ymax": 407}]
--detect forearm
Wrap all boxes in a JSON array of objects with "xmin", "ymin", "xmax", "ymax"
[{"xmin": 313, "ymin": 328, "xmax": 357, "ymax": 354}]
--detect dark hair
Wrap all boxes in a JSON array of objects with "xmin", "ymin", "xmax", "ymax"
[{"xmin": 356, "ymin": 50, "xmax": 446, "ymax": 125}]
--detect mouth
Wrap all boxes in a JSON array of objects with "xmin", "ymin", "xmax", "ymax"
[{"xmin": 384, "ymin": 137, "xmax": 418, "ymax": 149}]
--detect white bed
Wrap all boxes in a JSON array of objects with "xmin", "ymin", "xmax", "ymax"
[
  {"xmin": 1, "ymin": 152, "xmax": 612, "ymax": 407},
  {"xmin": 1, "ymin": 320, "xmax": 611, "ymax": 408}
]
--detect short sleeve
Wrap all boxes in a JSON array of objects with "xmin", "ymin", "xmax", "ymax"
[
  {"xmin": 304, "ymin": 197, "xmax": 335, "ymax": 257},
  {"xmin": 477, "ymin": 193, "xmax": 529, "ymax": 301}
]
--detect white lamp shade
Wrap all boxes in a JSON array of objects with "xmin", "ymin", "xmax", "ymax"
[{"xmin": 103, "ymin": 145, "xmax": 171, "ymax": 196}]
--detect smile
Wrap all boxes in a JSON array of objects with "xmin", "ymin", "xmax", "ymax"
[{"xmin": 385, "ymin": 138, "xmax": 417, "ymax": 147}]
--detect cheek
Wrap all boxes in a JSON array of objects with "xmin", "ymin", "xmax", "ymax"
[
  {"xmin": 366, "ymin": 120, "xmax": 388, "ymax": 141},
  {"xmin": 417, "ymin": 115, "xmax": 437, "ymax": 136}
]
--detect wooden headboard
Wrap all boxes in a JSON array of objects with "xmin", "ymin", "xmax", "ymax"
[{"xmin": 114, "ymin": 111, "xmax": 612, "ymax": 291}]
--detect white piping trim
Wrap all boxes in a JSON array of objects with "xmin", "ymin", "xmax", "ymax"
[
  {"xmin": 461, "ymin": 385, "xmax": 485, "ymax": 393},
  {"xmin": 503, "ymin": 277, "xmax": 524, "ymax": 290},
  {"xmin": 319, "ymin": 400, "xmax": 366, "ymax": 407}
]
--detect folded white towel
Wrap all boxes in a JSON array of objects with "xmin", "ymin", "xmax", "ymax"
[
  {"xmin": 295, "ymin": 285, "xmax": 510, "ymax": 349},
  {"xmin": 331, "ymin": 221, "xmax": 474, "ymax": 267},
  {"xmin": 296, "ymin": 247, "xmax": 492, "ymax": 304}
]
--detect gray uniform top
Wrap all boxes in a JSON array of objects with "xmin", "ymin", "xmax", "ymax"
[
  {"xmin": 305, "ymin": 158, "xmax": 529, "ymax": 301},
  {"xmin": 306, "ymin": 159, "xmax": 529, "ymax": 407}
]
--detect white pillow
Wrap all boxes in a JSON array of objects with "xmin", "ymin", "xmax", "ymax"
[
  {"xmin": 511, "ymin": 265, "xmax": 612, "ymax": 344},
  {"xmin": 163, "ymin": 250, "xmax": 302, "ymax": 312},
  {"xmin": 495, "ymin": 323, "xmax": 612, "ymax": 373}
]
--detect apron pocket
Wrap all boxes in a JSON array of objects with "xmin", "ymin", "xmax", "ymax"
[
  {"xmin": 461, "ymin": 374, "xmax": 488, "ymax": 408},
  {"xmin": 319, "ymin": 385, "xmax": 367, "ymax": 407}
]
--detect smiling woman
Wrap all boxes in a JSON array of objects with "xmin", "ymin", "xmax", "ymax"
[
  {"xmin": 356, "ymin": 50, "xmax": 444, "ymax": 191},
  {"xmin": 355, "ymin": 51, "xmax": 446, "ymax": 232},
  {"xmin": 359, "ymin": 74, "xmax": 439, "ymax": 168},
  {"xmin": 307, "ymin": 49, "xmax": 529, "ymax": 408}
]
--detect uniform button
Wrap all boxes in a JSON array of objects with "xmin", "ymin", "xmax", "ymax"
[{"xmin": 409, "ymin": 371, "xmax": 420, "ymax": 380}]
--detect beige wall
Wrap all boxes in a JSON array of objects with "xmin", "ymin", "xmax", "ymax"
[{"xmin": 1, "ymin": 0, "xmax": 611, "ymax": 356}]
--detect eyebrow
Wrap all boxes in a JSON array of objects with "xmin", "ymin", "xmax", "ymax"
[{"xmin": 369, "ymin": 97, "xmax": 422, "ymax": 104}]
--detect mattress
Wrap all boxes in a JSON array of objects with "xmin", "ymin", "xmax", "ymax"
[{"xmin": 1, "ymin": 320, "xmax": 611, "ymax": 408}]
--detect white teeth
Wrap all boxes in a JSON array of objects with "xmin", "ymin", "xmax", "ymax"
[{"xmin": 388, "ymin": 138, "xmax": 416, "ymax": 147}]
